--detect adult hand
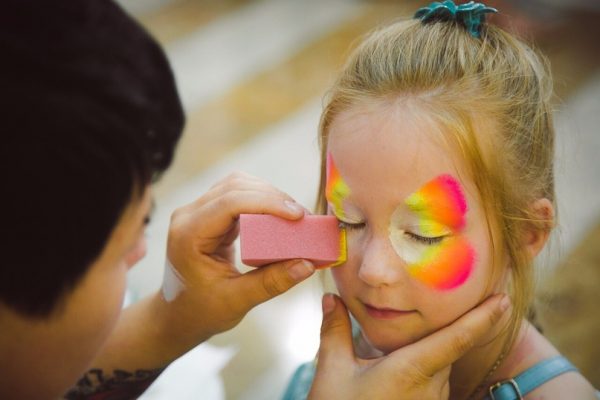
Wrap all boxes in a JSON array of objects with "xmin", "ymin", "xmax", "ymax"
[
  {"xmin": 159, "ymin": 172, "xmax": 315, "ymax": 346},
  {"xmin": 309, "ymin": 294, "xmax": 510, "ymax": 400}
]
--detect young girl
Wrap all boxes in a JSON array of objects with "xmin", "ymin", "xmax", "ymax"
[{"xmin": 284, "ymin": 1, "xmax": 598, "ymax": 399}]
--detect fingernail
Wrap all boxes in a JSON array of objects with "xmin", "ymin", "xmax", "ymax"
[
  {"xmin": 284, "ymin": 200, "xmax": 305, "ymax": 215},
  {"xmin": 287, "ymin": 260, "xmax": 314, "ymax": 281},
  {"xmin": 322, "ymin": 293, "xmax": 336, "ymax": 315},
  {"xmin": 500, "ymin": 295, "xmax": 511, "ymax": 312}
]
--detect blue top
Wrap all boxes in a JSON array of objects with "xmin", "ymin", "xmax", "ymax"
[
  {"xmin": 282, "ymin": 355, "xmax": 585, "ymax": 400},
  {"xmin": 281, "ymin": 361, "xmax": 316, "ymax": 400}
]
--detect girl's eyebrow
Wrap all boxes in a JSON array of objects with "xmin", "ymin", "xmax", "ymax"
[
  {"xmin": 331, "ymin": 208, "xmax": 363, "ymax": 223},
  {"xmin": 327, "ymin": 198, "xmax": 363, "ymax": 219}
]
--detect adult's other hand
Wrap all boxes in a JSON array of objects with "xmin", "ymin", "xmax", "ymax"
[{"xmin": 309, "ymin": 294, "xmax": 510, "ymax": 400}]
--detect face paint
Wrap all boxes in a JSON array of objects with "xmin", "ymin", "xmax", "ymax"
[
  {"xmin": 405, "ymin": 236, "xmax": 474, "ymax": 290},
  {"xmin": 389, "ymin": 174, "xmax": 475, "ymax": 290},
  {"xmin": 325, "ymin": 152, "xmax": 351, "ymax": 218},
  {"xmin": 405, "ymin": 174, "xmax": 467, "ymax": 232}
]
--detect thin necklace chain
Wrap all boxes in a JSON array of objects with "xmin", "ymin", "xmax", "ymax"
[{"xmin": 466, "ymin": 348, "xmax": 508, "ymax": 400}]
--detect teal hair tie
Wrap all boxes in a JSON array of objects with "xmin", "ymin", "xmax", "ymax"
[{"xmin": 414, "ymin": 1, "xmax": 498, "ymax": 38}]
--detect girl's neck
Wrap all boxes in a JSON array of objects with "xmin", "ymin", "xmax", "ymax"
[
  {"xmin": 451, "ymin": 319, "xmax": 560, "ymax": 400},
  {"xmin": 449, "ymin": 313, "xmax": 514, "ymax": 400},
  {"xmin": 353, "ymin": 314, "xmax": 540, "ymax": 400},
  {"xmin": 354, "ymin": 315, "xmax": 560, "ymax": 399}
]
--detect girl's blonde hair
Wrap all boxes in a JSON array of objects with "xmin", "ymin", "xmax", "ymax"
[{"xmin": 316, "ymin": 17, "xmax": 555, "ymax": 350}]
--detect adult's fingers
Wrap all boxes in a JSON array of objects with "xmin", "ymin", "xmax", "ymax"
[
  {"xmin": 173, "ymin": 189, "xmax": 305, "ymax": 247},
  {"xmin": 430, "ymin": 365, "xmax": 452, "ymax": 400},
  {"xmin": 226, "ymin": 259, "xmax": 315, "ymax": 313},
  {"xmin": 393, "ymin": 294, "xmax": 510, "ymax": 377},
  {"xmin": 315, "ymin": 294, "xmax": 356, "ymax": 369},
  {"xmin": 191, "ymin": 171, "xmax": 298, "ymax": 210}
]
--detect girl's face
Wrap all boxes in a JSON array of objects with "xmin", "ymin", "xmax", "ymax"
[{"xmin": 326, "ymin": 101, "xmax": 497, "ymax": 354}]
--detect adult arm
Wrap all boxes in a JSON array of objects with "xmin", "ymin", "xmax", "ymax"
[
  {"xmin": 64, "ymin": 172, "xmax": 316, "ymax": 399},
  {"xmin": 308, "ymin": 293, "xmax": 511, "ymax": 400}
]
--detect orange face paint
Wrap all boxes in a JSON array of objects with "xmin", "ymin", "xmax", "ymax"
[
  {"xmin": 325, "ymin": 152, "xmax": 351, "ymax": 219},
  {"xmin": 404, "ymin": 235, "xmax": 474, "ymax": 290},
  {"xmin": 405, "ymin": 174, "xmax": 467, "ymax": 233},
  {"xmin": 324, "ymin": 153, "xmax": 350, "ymax": 268}
]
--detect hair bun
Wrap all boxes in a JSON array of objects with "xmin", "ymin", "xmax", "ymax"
[{"xmin": 414, "ymin": 0, "xmax": 497, "ymax": 38}]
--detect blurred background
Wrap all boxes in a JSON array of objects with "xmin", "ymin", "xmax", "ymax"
[{"xmin": 113, "ymin": 0, "xmax": 600, "ymax": 398}]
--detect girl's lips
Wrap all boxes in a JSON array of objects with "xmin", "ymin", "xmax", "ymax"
[{"xmin": 363, "ymin": 303, "xmax": 416, "ymax": 320}]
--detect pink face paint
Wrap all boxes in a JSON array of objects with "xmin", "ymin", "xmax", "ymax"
[
  {"xmin": 325, "ymin": 153, "xmax": 351, "ymax": 218},
  {"xmin": 390, "ymin": 174, "xmax": 475, "ymax": 290},
  {"xmin": 405, "ymin": 236, "xmax": 474, "ymax": 290}
]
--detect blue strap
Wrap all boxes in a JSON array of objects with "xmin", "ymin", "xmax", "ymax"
[{"xmin": 484, "ymin": 356, "xmax": 578, "ymax": 400}]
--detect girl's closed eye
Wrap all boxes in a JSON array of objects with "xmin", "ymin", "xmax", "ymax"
[
  {"xmin": 337, "ymin": 219, "xmax": 366, "ymax": 231},
  {"xmin": 404, "ymin": 231, "xmax": 446, "ymax": 245}
]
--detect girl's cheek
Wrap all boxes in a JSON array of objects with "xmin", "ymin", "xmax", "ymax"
[
  {"xmin": 407, "ymin": 236, "xmax": 475, "ymax": 291},
  {"xmin": 331, "ymin": 263, "xmax": 356, "ymax": 298},
  {"xmin": 343, "ymin": 230, "xmax": 364, "ymax": 261},
  {"xmin": 336, "ymin": 230, "xmax": 366, "ymax": 281},
  {"xmin": 389, "ymin": 228, "xmax": 424, "ymax": 265},
  {"xmin": 124, "ymin": 236, "xmax": 147, "ymax": 269}
]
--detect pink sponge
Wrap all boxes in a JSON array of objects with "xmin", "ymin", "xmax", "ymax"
[{"xmin": 239, "ymin": 214, "xmax": 346, "ymax": 269}]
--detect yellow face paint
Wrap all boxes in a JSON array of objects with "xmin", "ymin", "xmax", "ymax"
[
  {"xmin": 325, "ymin": 152, "xmax": 351, "ymax": 219},
  {"xmin": 324, "ymin": 152, "xmax": 350, "ymax": 269}
]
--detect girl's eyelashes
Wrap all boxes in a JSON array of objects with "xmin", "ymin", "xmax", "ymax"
[
  {"xmin": 337, "ymin": 218, "xmax": 445, "ymax": 245},
  {"xmin": 404, "ymin": 231, "xmax": 446, "ymax": 245},
  {"xmin": 338, "ymin": 220, "xmax": 366, "ymax": 231}
]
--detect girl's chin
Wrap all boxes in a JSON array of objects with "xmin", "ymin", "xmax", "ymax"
[
  {"xmin": 358, "ymin": 330, "xmax": 421, "ymax": 357},
  {"xmin": 369, "ymin": 340, "xmax": 412, "ymax": 356}
]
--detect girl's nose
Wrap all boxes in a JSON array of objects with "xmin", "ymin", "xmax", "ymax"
[{"xmin": 357, "ymin": 235, "xmax": 406, "ymax": 287}]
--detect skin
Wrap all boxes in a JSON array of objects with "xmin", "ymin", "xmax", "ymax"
[
  {"xmin": 0, "ymin": 174, "xmax": 316, "ymax": 399},
  {"xmin": 0, "ymin": 188, "xmax": 152, "ymax": 399},
  {"xmin": 0, "ymin": 171, "xmax": 518, "ymax": 400},
  {"xmin": 325, "ymin": 99, "xmax": 597, "ymax": 399},
  {"xmin": 327, "ymin": 101, "xmax": 496, "ymax": 355},
  {"xmin": 310, "ymin": 293, "xmax": 510, "ymax": 400}
]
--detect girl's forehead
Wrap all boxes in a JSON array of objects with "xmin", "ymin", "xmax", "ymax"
[
  {"xmin": 328, "ymin": 117, "xmax": 457, "ymax": 188},
  {"xmin": 327, "ymin": 101, "xmax": 449, "ymax": 156},
  {"xmin": 325, "ymin": 109, "xmax": 479, "ymax": 211}
]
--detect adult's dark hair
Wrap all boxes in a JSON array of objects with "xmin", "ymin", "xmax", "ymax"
[{"xmin": 0, "ymin": 0, "xmax": 184, "ymax": 317}]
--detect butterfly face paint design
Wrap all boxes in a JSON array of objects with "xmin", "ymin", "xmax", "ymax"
[{"xmin": 389, "ymin": 175, "xmax": 475, "ymax": 290}]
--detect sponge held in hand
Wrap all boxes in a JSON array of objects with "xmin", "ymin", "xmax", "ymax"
[{"xmin": 239, "ymin": 214, "xmax": 346, "ymax": 269}]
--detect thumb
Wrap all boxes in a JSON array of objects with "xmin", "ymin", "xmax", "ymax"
[
  {"xmin": 229, "ymin": 259, "xmax": 315, "ymax": 312},
  {"xmin": 315, "ymin": 294, "xmax": 355, "ymax": 369}
]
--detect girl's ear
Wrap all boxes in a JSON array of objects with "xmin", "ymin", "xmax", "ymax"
[{"xmin": 523, "ymin": 198, "xmax": 554, "ymax": 259}]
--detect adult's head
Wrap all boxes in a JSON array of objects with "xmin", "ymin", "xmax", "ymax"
[
  {"xmin": 1, "ymin": 0, "xmax": 184, "ymax": 318},
  {"xmin": 0, "ymin": 1, "xmax": 184, "ymax": 396}
]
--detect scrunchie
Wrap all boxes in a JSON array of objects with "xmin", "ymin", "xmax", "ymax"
[{"xmin": 414, "ymin": 1, "xmax": 498, "ymax": 38}]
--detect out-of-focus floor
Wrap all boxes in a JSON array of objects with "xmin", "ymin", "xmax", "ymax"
[{"xmin": 114, "ymin": 0, "xmax": 600, "ymax": 398}]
